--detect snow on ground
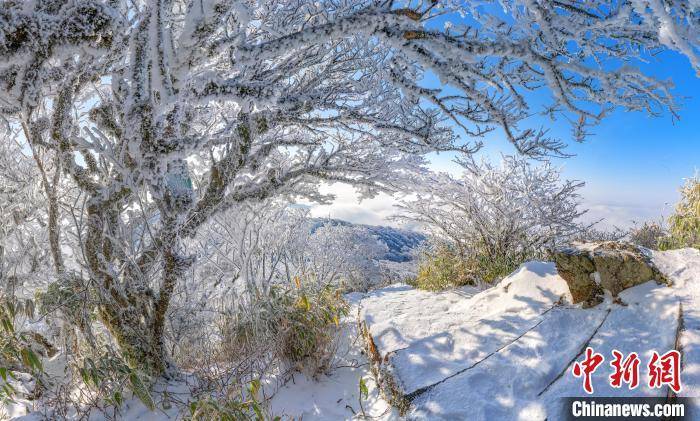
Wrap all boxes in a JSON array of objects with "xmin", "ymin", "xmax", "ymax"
[
  {"xmin": 267, "ymin": 293, "xmax": 397, "ymax": 420},
  {"xmin": 6, "ymin": 248, "xmax": 698, "ymax": 420},
  {"xmin": 348, "ymin": 249, "xmax": 697, "ymax": 420},
  {"xmin": 360, "ymin": 262, "xmax": 571, "ymax": 397},
  {"xmin": 656, "ymin": 248, "xmax": 700, "ymax": 410},
  {"xmin": 410, "ymin": 304, "xmax": 609, "ymax": 420},
  {"xmin": 10, "ymin": 374, "xmax": 189, "ymax": 421}
]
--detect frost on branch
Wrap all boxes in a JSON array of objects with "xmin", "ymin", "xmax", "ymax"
[
  {"xmin": 0, "ymin": 0, "xmax": 696, "ymax": 375},
  {"xmin": 0, "ymin": 139, "xmax": 51, "ymax": 294},
  {"xmin": 190, "ymin": 200, "xmax": 388, "ymax": 299},
  {"xmin": 396, "ymin": 155, "xmax": 587, "ymax": 284}
]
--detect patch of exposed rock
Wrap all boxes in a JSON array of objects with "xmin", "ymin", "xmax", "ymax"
[{"xmin": 553, "ymin": 241, "xmax": 669, "ymax": 307}]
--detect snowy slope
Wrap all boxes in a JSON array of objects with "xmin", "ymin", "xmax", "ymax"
[
  {"xmin": 350, "ymin": 248, "xmax": 699, "ymax": 420},
  {"xmin": 310, "ymin": 219, "xmax": 425, "ymax": 262}
]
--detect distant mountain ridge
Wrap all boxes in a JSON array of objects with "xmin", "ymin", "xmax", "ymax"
[{"xmin": 310, "ymin": 218, "xmax": 426, "ymax": 262}]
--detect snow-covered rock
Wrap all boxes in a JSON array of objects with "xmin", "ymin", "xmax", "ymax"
[
  {"xmin": 553, "ymin": 242, "xmax": 669, "ymax": 307},
  {"xmin": 356, "ymin": 249, "xmax": 699, "ymax": 420}
]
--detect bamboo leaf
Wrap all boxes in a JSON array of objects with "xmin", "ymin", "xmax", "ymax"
[
  {"xmin": 248, "ymin": 379, "xmax": 260, "ymax": 398},
  {"xmin": 129, "ymin": 372, "xmax": 155, "ymax": 411},
  {"xmin": 113, "ymin": 391, "xmax": 123, "ymax": 406},
  {"xmin": 359, "ymin": 377, "xmax": 369, "ymax": 399},
  {"xmin": 252, "ymin": 402, "xmax": 263, "ymax": 420}
]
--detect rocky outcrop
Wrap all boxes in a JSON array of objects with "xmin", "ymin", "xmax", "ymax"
[
  {"xmin": 553, "ymin": 242, "xmax": 669, "ymax": 307},
  {"xmin": 551, "ymin": 246, "xmax": 602, "ymax": 306}
]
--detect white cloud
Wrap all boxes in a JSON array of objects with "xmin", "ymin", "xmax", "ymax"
[
  {"xmin": 580, "ymin": 201, "xmax": 673, "ymax": 230},
  {"xmin": 306, "ymin": 183, "xmax": 403, "ymax": 227}
]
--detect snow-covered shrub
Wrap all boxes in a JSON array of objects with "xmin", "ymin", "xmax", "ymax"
[
  {"xmin": 73, "ymin": 350, "xmax": 155, "ymax": 412},
  {"xmin": 192, "ymin": 201, "xmax": 308, "ymax": 295},
  {"xmin": 573, "ymin": 226, "xmax": 628, "ymax": 243},
  {"xmin": 413, "ymin": 240, "xmax": 527, "ymax": 290},
  {"xmin": 191, "ymin": 201, "xmax": 387, "ymax": 295},
  {"xmin": 660, "ymin": 174, "xmax": 700, "ymax": 250},
  {"xmin": 169, "ymin": 202, "xmax": 381, "ymax": 392},
  {"xmin": 219, "ymin": 281, "xmax": 348, "ymax": 380},
  {"xmin": 629, "ymin": 221, "xmax": 668, "ymax": 249},
  {"xmin": 398, "ymin": 156, "xmax": 586, "ymax": 286},
  {"xmin": 187, "ymin": 382, "xmax": 268, "ymax": 421},
  {"xmin": 36, "ymin": 275, "xmax": 93, "ymax": 334},
  {"xmin": 412, "ymin": 243, "xmax": 473, "ymax": 291},
  {"xmin": 291, "ymin": 222, "xmax": 388, "ymax": 292},
  {"xmin": 0, "ymin": 296, "xmax": 45, "ymax": 405},
  {"xmin": 377, "ymin": 260, "xmax": 420, "ymax": 287}
]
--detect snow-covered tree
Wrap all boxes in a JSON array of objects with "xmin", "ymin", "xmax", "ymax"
[
  {"xmin": 192, "ymin": 201, "xmax": 387, "ymax": 297},
  {"xmin": 0, "ymin": 139, "xmax": 52, "ymax": 296},
  {"xmin": 661, "ymin": 172, "xmax": 700, "ymax": 250},
  {"xmin": 629, "ymin": 220, "xmax": 667, "ymax": 249},
  {"xmin": 0, "ymin": 0, "xmax": 697, "ymax": 375},
  {"xmin": 193, "ymin": 201, "xmax": 308, "ymax": 296},
  {"xmin": 397, "ymin": 156, "xmax": 586, "ymax": 264},
  {"xmin": 289, "ymin": 221, "xmax": 388, "ymax": 291}
]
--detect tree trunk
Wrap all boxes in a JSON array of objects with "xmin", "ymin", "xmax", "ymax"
[
  {"xmin": 46, "ymin": 185, "xmax": 64, "ymax": 273},
  {"xmin": 85, "ymin": 201, "xmax": 170, "ymax": 376},
  {"xmin": 22, "ymin": 121, "xmax": 65, "ymax": 273},
  {"xmin": 150, "ymin": 247, "xmax": 184, "ymax": 373},
  {"xmin": 97, "ymin": 299, "xmax": 167, "ymax": 376}
]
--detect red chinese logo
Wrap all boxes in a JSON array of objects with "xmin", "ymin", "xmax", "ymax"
[
  {"xmin": 571, "ymin": 348, "xmax": 682, "ymax": 394},
  {"xmin": 609, "ymin": 350, "xmax": 640, "ymax": 389},
  {"xmin": 572, "ymin": 347, "xmax": 605, "ymax": 394},
  {"xmin": 648, "ymin": 350, "xmax": 682, "ymax": 393}
]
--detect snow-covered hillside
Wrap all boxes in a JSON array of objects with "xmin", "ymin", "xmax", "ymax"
[
  {"xmin": 270, "ymin": 248, "xmax": 700, "ymax": 420},
  {"xmin": 311, "ymin": 219, "xmax": 426, "ymax": 262}
]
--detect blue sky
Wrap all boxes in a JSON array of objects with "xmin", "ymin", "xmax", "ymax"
[
  {"xmin": 311, "ymin": 50, "xmax": 699, "ymax": 230},
  {"xmin": 433, "ymin": 49, "xmax": 699, "ymax": 227}
]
